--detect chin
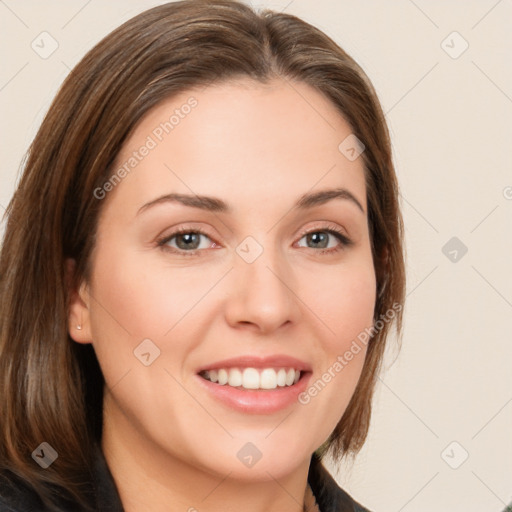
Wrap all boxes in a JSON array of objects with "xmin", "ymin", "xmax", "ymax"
[{"xmin": 191, "ymin": 435, "xmax": 315, "ymax": 483}]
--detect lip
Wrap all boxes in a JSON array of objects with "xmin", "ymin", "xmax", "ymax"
[
  {"xmin": 196, "ymin": 354, "xmax": 312, "ymax": 373},
  {"xmin": 195, "ymin": 369, "xmax": 312, "ymax": 414},
  {"xmin": 195, "ymin": 354, "xmax": 313, "ymax": 414}
]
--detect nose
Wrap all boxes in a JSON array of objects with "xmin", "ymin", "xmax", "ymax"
[{"xmin": 223, "ymin": 241, "xmax": 301, "ymax": 335}]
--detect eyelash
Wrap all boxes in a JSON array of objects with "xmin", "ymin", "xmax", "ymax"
[{"xmin": 156, "ymin": 224, "xmax": 353, "ymax": 257}]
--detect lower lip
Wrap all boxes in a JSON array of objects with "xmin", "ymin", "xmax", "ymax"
[{"xmin": 195, "ymin": 372, "xmax": 312, "ymax": 414}]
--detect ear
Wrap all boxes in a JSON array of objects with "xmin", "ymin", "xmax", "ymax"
[{"xmin": 65, "ymin": 258, "xmax": 93, "ymax": 344}]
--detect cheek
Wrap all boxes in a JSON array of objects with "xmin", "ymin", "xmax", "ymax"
[
  {"xmin": 86, "ymin": 247, "xmax": 211, "ymax": 433},
  {"xmin": 89, "ymin": 246, "xmax": 219, "ymax": 339},
  {"xmin": 295, "ymin": 259, "xmax": 376, "ymax": 430},
  {"xmin": 324, "ymin": 264, "xmax": 376, "ymax": 386},
  {"xmin": 301, "ymin": 260, "xmax": 376, "ymax": 347},
  {"xmin": 86, "ymin": 245, "xmax": 227, "ymax": 386}
]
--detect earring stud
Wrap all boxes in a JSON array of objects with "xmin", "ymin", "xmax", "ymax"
[{"xmin": 77, "ymin": 324, "xmax": 82, "ymax": 330}]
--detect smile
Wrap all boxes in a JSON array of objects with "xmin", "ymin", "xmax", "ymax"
[{"xmin": 199, "ymin": 367, "xmax": 301, "ymax": 390}]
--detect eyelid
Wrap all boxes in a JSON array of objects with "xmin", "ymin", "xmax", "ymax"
[{"xmin": 298, "ymin": 222, "xmax": 350, "ymax": 240}]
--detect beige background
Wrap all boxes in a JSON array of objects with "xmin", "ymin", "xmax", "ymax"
[{"xmin": 1, "ymin": 1, "xmax": 511, "ymax": 510}]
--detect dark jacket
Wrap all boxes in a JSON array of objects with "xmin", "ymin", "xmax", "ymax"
[{"xmin": 0, "ymin": 448, "xmax": 371, "ymax": 512}]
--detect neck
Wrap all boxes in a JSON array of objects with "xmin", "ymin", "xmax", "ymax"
[{"xmin": 101, "ymin": 402, "xmax": 312, "ymax": 512}]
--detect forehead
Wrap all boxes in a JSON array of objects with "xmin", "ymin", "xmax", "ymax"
[{"xmin": 104, "ymin": 78, "xmax": 367, "ymax": 217}]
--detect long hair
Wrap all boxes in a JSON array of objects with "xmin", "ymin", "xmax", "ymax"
[{"xmin": 0, "ymin": 0, "xmax": 405, "ymax": 507}]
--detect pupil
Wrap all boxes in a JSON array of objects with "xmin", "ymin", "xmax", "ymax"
[
  {"xmin": 177, "ymin": 233, "xmax": 199, "ymax": 250},
  {"xmin": 309, "ymin": 232, "xmax": 327, "ymax": 248}
]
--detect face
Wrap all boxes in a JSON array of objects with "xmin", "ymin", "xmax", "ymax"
[{"xmin": 69, "ymin": 78, "xmax": 376, "ymax": 482}]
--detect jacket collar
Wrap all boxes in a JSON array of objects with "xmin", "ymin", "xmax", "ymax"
[{"xmin": 307, "ymin": 452, "xmax": 370, "ymax": 512}]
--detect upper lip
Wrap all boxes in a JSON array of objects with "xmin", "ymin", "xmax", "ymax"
[{"xmin": 196, "ymin": 354, "xmax": 312, "ymax": 373}]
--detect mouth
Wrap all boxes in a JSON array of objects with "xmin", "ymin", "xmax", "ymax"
[
  {"xmin": 198, "ymin": 367, "xmax": 302, "ymax": 390},
  {"xmin": 195, "ymin": 355, "xmax": 312, "ymax": 414}
]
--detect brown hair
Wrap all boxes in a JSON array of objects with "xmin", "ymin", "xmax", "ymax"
[{"xmin": 0, "ymin": 0, "xmax": 405, "ymax": 507}]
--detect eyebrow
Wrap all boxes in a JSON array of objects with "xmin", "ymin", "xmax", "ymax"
[{"xmin": 136, "ymin": 187, "xmax": 365, "ymax": 216}]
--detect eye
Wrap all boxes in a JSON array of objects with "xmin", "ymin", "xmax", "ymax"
[
  {"xmin": 156, "ymin": 224, "xmax": 352, "ymax": 256},
  {"xmin": 296, "ymin": 225, "xmax": 352, "ymax": 254},
  {"xmin": 157, "ymin": 227, "xmax": 217, "ymax": 255}
]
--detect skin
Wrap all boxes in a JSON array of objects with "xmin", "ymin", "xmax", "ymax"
[{"xmin": 68, "ymin": 78, "xmax": 376, "ymax": 512}]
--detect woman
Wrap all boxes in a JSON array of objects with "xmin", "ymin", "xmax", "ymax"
[{"xmin": 0, "ymin": 1, "xmax": 405, "ymax": 510}]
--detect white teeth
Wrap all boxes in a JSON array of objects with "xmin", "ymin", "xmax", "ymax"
[
  {"xmin": 242, "ymin": 368, "xmax": 260, "ymax": 389},
  {"xmin": 260, "ymin": 369, "xmax": 277, "ymax": 389},
  {"xmin": 285, "ymin": 368, "xmax": 295, "ymax": 386},
  {"xmin": 277, "ymin": 368, "xmax": 287, "ymax": 387},
  {"xmin": 228, "ymin": 368, "xmax": 242, "ymax": 387},
  {"xmin": 201, "ymin": 367, "xmax": 302, "ymax": 390},
  {"xmin": 217, "ymin": 369, "xmax": 228, "ymax": 385}
]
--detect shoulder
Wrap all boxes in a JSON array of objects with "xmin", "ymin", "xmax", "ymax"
[
  {"xmin": 0, "ymin": 472, "xmax": 46, "ymax": 511},
  {"xmin": 0, "ymin": 445, "xmax": 123, "ymax": 512},
  {"xmin": 0, "ymin": 468, "xmax": 95, "ymax": 512},
  {"xmin": 0, "ymin": 474, "xmax": 85, "ymax": 512},
  {"xmin": 308, "ymin": 453, "xmax": 373, "ymax": 512}
]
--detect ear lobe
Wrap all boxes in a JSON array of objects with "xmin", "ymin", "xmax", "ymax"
[{"xmin": 65, "ymin": 258, "xmax": 93, "ymax": 344}]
